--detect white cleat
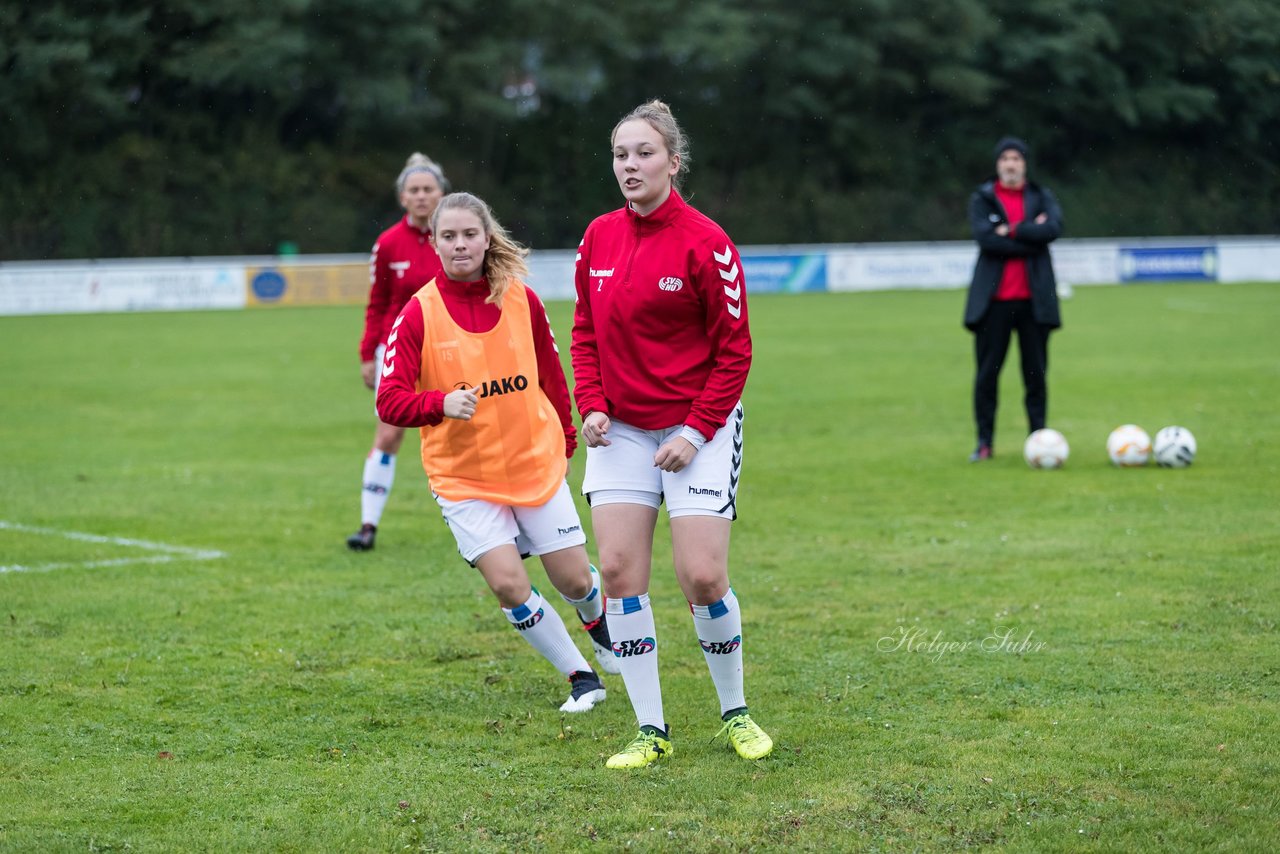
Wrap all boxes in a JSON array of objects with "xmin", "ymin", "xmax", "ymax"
[{"xmin": 559, "ymin": 671, "xmax": 606, "ymax": 712}]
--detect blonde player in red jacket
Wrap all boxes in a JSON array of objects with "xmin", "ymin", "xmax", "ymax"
[
  {"xmin": 377, "ymin": 191, "xmax": 620, "ymax": 714},
  {"xmin": 348, "ymin": 153, "xmax": 449, "ymax": 552},
  {"xmin": 571, "ymin": 100, "xmax": 773, "ymax": 768}
]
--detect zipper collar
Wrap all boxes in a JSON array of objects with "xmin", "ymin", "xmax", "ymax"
[
  {"xmin": 625, "ymin": 189, "xmax": 686, "ymax": 234},
  {"xmin": 438, "ymin": 274, "xmax": 490, "ymax": 297},
  {"xmin": 404, "ymin": 215, "xmax": 432, "ymax": 238}
]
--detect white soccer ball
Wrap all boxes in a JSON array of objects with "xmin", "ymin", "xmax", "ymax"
[
  {"xmin": 1153, "ymin": 426, "xmax": 1197, "ymax": 468},
  {"xmin": 1024, "ymin": 428, "xmax": 1069, "ymax": 469},
  {"xmin": 1107, "ymin": 424, "xmax": 1151, "ymax": 467}
]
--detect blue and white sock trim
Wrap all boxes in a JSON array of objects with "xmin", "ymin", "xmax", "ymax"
[
  {"xmin": 607, "ymin": 593, "xmax": 650, "ymax": 615},
  {"xmin": 690, "ymin": 588, "xmax": 738, "ymax": 619},
  {"xmin": 562, "ymin": 566, "xmax": 601, "ymax": 606},
  {"xmin": 507, "ymin": 587, "xmax": 543, "ymax": 622}
]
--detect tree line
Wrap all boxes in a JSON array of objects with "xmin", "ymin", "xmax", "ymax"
[{"xmin": 2, "ymin": 0, "xmax": 1277, "ymax": 260}]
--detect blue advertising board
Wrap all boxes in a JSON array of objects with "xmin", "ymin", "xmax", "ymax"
[
  {"xmin": 1118, "ymin": 247, "xmax": 1217, "ymax": 281},
  {"xmin": 741, "ymin": 254, "xmax": 827, "ymax": 293}
]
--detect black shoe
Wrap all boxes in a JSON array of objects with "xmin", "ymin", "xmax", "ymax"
[
  {"xmin": 559, "ymin": 670, "xmax": 606, "ymax": 712},
  {"xmin": 580, "ymin": 614, "xmax": 622, "ymax": 674},
  {"xmin": 969, "ymin": 444, "xmax": 993, "ymax": 463},
  {"xmin": 346, "ymin": 523, "xmax": 376, "ymax": 551}
]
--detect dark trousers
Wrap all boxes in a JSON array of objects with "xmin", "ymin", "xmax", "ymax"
[{"xmin": 972, "ymin": 299, "xmax": 1051, "ymax": 446}]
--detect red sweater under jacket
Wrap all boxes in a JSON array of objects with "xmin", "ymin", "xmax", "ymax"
[
  {"xmin": 994, "ymin": 183, "xmax": 1032, "ymax": 301},
  {"xmin": 570, "ymin": 191, "xmax": 752, "ymax": 441},
  {"xmin": 375, "ymin": 277, "xmax": 577, "ymax": 458},
  {"xmin": 359, "ymin": 216, "xmax": 445, "ymax": 362}
]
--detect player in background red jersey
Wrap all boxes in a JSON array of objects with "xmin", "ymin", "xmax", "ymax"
[
  {"xmin": 570, "ymin": 101, "xmax": 773, "ymax": 768},
  {"xmin": 347, "ymin": 153, "xmax": 449, "ymax": 552}
]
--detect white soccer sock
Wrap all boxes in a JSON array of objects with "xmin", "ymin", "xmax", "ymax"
[
  {"xmin": 560, "ymin": 564, "xmax": 604, "ymax": 624},
  {"xmin": 691, "ymin": 588, "xmax": 746, "ymax": 716},
  {"xmin": 360, "ymin": 451, "xmax": 396, "ymax": 526},
  {"xmin": 502, "ymin": 588, "xmax": 591, "ymax": 677},
  {"xmin": 606, "ymin": 593, "xmax": 665, "ymax": 730}
]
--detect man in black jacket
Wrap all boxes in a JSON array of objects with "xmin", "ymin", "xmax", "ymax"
[{"xmin": 963, "ymin": 136, "xmax": 1064, "ymax": 462}]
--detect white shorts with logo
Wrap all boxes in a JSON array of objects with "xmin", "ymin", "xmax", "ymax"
[
  {"xmin": 582, "ymin": 403, "xmax": 744, "ymax": 519},
  {"xmin": 435, "ymin": 480, "xmax": 587, "ymax": 565}
]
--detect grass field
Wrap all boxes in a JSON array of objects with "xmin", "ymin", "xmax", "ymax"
[{"xmin": 1, "ymin": 282, "xmax": 1278, "ymax": 852}]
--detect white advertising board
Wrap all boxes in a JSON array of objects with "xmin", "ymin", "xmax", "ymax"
[
  {"xmin": 827, "ymin": 243, "xmax": 976, "ymax": 291},
  {"xmin": 1050, "ymin": 242, "xmax": 1121, "ymax": 285},
  {"xmin": 524, "ymin": 250, "xmax": 577, "ymax": 300},
  {"xmin": 1217, "ymin": 240, "xmax": 1280, "ymax": 283},
  {"xmin": 0, "ymin": 263, "xmax": 246, "ymax": 316},
  {"xmin": 2, "ymin": 236, "xmax": 1276, "ymax": 316}
]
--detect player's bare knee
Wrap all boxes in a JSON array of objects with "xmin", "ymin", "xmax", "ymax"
[
  {"xmin": 488, "ymin": 578, "xmax": 531, "ymax": 609},
  {"xmin": 475, "ymin": 561, "xmax": 529, "ymax": 606},
  {"xmin": 553, "ymin": 575, "xmax": 592, "ymax": 601},
  {"xmin": 678, "ymin": 568, "xmax": 729, "ymax": 605},
  {"xmin": 597, "ymin": 559, "xmax": 646, "ymax": 595}
]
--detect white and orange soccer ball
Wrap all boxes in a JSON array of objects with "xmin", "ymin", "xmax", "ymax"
[
  {"xmin": 1024, "ymin": 428, "xmax": 1069, "ymax": 469},
  {"xmin": 1107, "ymin": 424, "xmax": 1151, "ymax": 467},
  {"xmin": 1153, "ymin": 426, "xmax": 1197, "ymax": 468}
]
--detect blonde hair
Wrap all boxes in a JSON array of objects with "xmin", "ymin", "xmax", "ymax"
[
  {"xmin": 431, "ymin": 192, "xmax": 529, "ymax": 307},
  {"xmin": 395, "ymin": 152, "xmax": 450, "ymax": 196},
  {"xmin": 611, "ymin": 100, "xmax": 691, "ymax": 190}
]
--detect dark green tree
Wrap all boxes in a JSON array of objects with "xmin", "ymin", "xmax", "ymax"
[{"xmin": 1, "ymin": 0, "xmax": 1276, "ymax": 258}]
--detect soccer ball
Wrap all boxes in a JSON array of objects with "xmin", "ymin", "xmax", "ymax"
[
  {"xmin": 1153, "ymin": 426, "xmax": 1197, "ymax": 468},
  {"xmin": 1024, "ymin": 428, "xmax": 1069, "ymax": 469},
  {"xmin": 1107, "ymin": 424, "xmax": 1151, "ymax": 467}
]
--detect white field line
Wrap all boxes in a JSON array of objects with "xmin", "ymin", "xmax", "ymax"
[{"xmin": 0, "ymin": 520, "xmax": 225, "ymax": 574}]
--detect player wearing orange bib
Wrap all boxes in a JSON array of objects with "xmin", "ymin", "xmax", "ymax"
[{"xmin": 377, "ymin": 192, "xmax": 618, "ymax": 714}]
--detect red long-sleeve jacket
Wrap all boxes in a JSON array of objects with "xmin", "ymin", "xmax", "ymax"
[
  {"xmin": 376, "ymin": 277, "xmax": 578, "ymax": 458},
  {"xmin": 359, "ymin": 217, "xmax": 444, "ymax": 362},
  {"xmin": 570, "ymin": 191, "xmax": 752, "ymax": 441}
]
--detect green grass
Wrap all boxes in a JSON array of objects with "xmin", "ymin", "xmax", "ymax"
[{"xmin": 1, "ymin": 282, "xmax": 1278, "ymax": 852}]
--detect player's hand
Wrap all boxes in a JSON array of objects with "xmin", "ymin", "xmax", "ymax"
[
  {"xmin": 582, "ymin": 411, "xmax": 612, "ymax": 447},
  {"xmin": 1035, "ymin": 212, "xmax": 1048, "ymax": 224},
  {"xmin": 444, "ymin": 386, "xmax": 480, "ymax": 420},
  {"xmin": 360, "ymin": 360, "xmax": 376, "ymax": 389},
  {"xmin": 654, "ymin": 436, "xmax": 697, "ymax": 472},
  {"xmin": 995, "ymin": 223, "xmax": 1010, "ymax": 237}
]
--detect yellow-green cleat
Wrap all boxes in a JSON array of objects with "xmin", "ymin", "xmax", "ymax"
[
  {"xmin": 715, "ymin": 713, "xmax": 773, "ymax": 760},
  {"xmin": 605, "ymin": 728, "xmax": 672, "ymax": 769}
]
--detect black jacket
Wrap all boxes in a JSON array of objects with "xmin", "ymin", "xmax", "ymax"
[{"xmin": 963, "ymin": 179, "xmax": 1064, "ymax": 331}]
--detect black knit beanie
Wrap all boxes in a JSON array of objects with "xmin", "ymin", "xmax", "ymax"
[{"xmin": 994, "ymin": 136, "xmax": 1029, "ymax": 162}]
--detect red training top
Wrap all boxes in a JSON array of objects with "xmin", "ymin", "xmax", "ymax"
[
  {"xmin": 375, "ymin": 276, "xmax": 577, "ymax": 458},
  {"xmin": 993, "ymin": 183, "xmax": 1031, "ymax": 301},
  {"xmin": 359, "ymin": 216, "xmax": 445, "ymax": 361},
  {"xmin": 570, "ymin": 191, "xmax": 752, "ymax": 441}
]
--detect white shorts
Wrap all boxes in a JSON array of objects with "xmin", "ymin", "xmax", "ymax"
[
  {"xmin": 373, "ymin": 343, "xmax": 387, "ymax": 413},
  {"xmin": 435, "ymin": 480, "xmax": 587, "ymax": 565},
  {"xmin": 582, "ymin": 404, "xmax": 744, "ymax": 519}
]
